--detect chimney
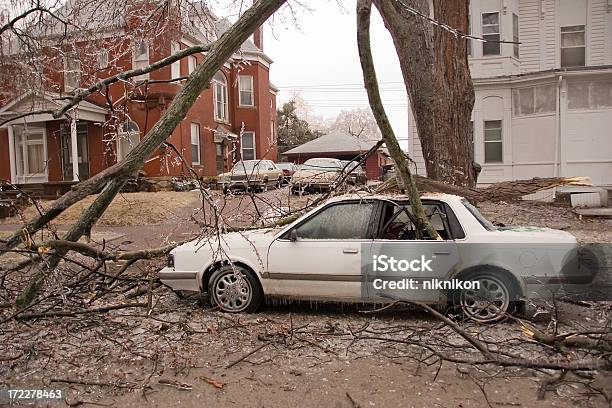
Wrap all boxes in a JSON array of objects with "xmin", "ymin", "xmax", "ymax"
[
  {"xmin": 254, "ymin": 28, "xmax": 263, "ymax": 50},
  {"xmin": 252, "ymin": 0, "xmax": 263, "ymax": 50}
]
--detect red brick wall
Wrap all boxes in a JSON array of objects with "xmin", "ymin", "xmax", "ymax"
[{"xmin": 1, "ymin": 28, "xmax": 274, "ymax": 181}]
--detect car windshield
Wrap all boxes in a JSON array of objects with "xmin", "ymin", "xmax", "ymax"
[
  {"xmin": 342, "ymin": 161, "xmax": 361, "ymax": 171},
  {"xmin": 461, "ymin": 198, "xmax": 497, "ymax": 231},
  {"xmin": 231, "ymin": 161, "xmax": 263, "ymax": 172},
  {"xmin": 302, "ymin": 159, "xmax": 342, "ymax": 171}
]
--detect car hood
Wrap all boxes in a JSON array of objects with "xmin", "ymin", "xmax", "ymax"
[
  {"xmin": 292, "ymin": 169, "xmax": 339, "ymax": 182},
  {"xmin": 170, "ymin": 228, "xmax": 283, "ymax": 271},
  {"xmin": 495, "ymin": 226, "xmax": 577, "ymax": 243},
  {"xmin": 219, "ymin": 169, "xmax": 265, "ymax": 179}
]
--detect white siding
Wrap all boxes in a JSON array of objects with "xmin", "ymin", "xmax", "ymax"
[
  {"xmin": 406, "ymin": 0, "xmax": 612, "ymax": 187},
  {"xmin": 541, "ymin": 0, "xmax": 557, "ymax": 70},
  {"xmin": 518, "ymin": 0, "xmax": 542, "ymax": 72},
  {"xmin": 588, "ymin": 0, "xmax": 608, "ymax": 66},
  {"xmin": 407, "ymin": 107, "xmax": 427, "ymax": 176}
]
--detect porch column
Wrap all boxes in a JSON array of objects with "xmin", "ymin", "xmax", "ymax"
[
  {"xmin": 70, "ymin": 116, "xmax": 79, "ymax": 181},
  {"xmin": 7, "ymin": 124, "xmax": 16, "ymax": 184}
]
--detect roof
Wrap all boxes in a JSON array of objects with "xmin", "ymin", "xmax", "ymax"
[
  {"xmin": 34, "ymin": 0, "xmax": 268, "ymax": 58},
  {"xmin": 0, "ymin": 91, "xmax": 107, "ymax": 125},
  {"xmin": 283, "ymin": 131, "xmax": 383, "ymax": 156}
]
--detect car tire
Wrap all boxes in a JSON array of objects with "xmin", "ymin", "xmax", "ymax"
[
  {"xmin": 209, "ymin": 265, "xmax": 263, "ymax": 313},
  {"xmin": 451, "ymin": 271, "xmax": 518, "ymax": 323}
]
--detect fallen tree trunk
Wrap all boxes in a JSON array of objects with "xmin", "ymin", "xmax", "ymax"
[{"xmin": 376, "ymin": 175, "xmax": 591, "ymax": 203}]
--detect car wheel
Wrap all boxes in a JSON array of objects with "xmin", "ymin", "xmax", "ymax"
[
  {"xmin": 209, "ymin": 265, "xmax": 262, "ymax": 313},
  {"xmin": 456, "ymin": 273, "xmax": 515, "ymax": 323}
]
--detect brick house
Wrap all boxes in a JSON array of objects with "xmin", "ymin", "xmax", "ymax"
[
  {"xmin": 282, "ymin": 131, "xmax": 389, "ymax": 180},
  {"xmin": 0, "ymin": 2, "xmax": 277, "ymax": 193}
]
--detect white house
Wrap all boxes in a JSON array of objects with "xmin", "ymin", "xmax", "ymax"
[{"xmin": 408, "ymin": 0, "xmax": 612, "ymax": 193}]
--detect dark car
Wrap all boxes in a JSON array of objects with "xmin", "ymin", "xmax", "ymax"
[
  {"xmin": 275, "ymin": 162, "xmax": 299, "ymax": 185},
  {"xmin": 340, "ymin": 160, "xmax": 367, "ymax": 186}
]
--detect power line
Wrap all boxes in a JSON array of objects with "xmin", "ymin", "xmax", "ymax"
[
  {"xmin": 276, "ymin": 81, "xmax": 404, "ymax": 89},
  {"xmin": 398, "ymin": 0, "xmax": 521, "ymax": 45}
]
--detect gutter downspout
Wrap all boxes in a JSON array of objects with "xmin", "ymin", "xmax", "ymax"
[{"xmin": 554, "ymin": 75, "xmax": 562, "ymax": 181}]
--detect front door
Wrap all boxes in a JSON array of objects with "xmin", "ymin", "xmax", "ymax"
[
  {"xmin": 13, "ymin": 124, "xmax": 48, "ymax": 184},
  {"xmin": 266, "ymin": 201, "xmax": 377, "ymax": 301},
  {"xmin": 61, "ymin": 123, "xmax": 90, "ymax": 180}
]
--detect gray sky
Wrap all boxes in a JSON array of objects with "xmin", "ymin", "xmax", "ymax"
[{"xmin": 262, "ymin": 0, "xmax": 410, "ymax": 148}]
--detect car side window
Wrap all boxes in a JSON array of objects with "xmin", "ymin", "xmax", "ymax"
[
  {"xmin": 379, "ymin": 202, "xmax": 452, "ymax": 240},
  {"xmin": 293, "ymin": 202, "xmax": 376, "ymax": 240}
]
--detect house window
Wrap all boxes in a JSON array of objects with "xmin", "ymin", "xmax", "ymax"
[
  {"xmin": 241, "ymin": 131, "xmax": 255, "ymax": 160},
  {"xmin": 132, "ymin": 40, "xmax": 149, "ymax": 79},
  {"xmin": 191, "ymin": 123, "xmax": 200, "ymax": 165},
  {"xmin": 512, "ymin": 85, "xmax": 556, "ymax": 116},
  {"xmin": 568, "ymin": 82, "xmax": 612, "ymax": 110},
  {"xmin": 483, "ymin": 120, "xmax": 502, "ymax": 163},
  {"xmin": 561, "ymin": 25, "xmax": 585, "ymax": 67},
  {"xmin": 64, "ymin": 54, "xmax": 81, "ymax": 91},
  {"xmin": 117, "ymin": 121, "xmax": 140, "ymax": 161},
  {"xmin": 14, "ymin": 125, "xmax": 45, "ymax": 175},
  {"xmin": 213, "ymin": 71, "xmax": 228, "ymax": 122},
  {"xmin": 482, "ymin": 12, "xmax": 500, "ymax": 56},
  {"xmin": 188, "ymin": 55, "xmax": 196, "ymax": 75},
  {"xmin": 512, "ymin": 13, "xmax": 519, "ymax": 58},
  {"xmin": 96, "ymin": 51, "xmax": 109, "ymax": 69},
  {"xmin": 171, "ymin": 41, "xmax": 181, "ymax": 79},
  {"xmin": 239, "ymin": 75, "xmax": 254, "ymax": 106}
]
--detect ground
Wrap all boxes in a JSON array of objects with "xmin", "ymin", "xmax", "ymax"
[{"xmin": 1, "ymin": 189, "xmax": 610, "ymax": 407}]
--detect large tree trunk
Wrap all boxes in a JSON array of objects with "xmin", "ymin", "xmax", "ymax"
[
  {"xmin": 357, "ymin": 0, "xmax": 440, "ymax": 240},
  {"xmin": 373, "ymin": 0, "xmax": 475, "ymax": 187}
]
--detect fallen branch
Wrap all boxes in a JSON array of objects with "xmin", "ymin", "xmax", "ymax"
[{"xmin": 16, "ymin": 302, "xmax": 147, "ymax": 320}]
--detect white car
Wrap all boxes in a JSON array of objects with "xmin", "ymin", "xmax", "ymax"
[
  {"xmin": 159, "ymin": 194, "xmax": 593, "ymax": 322},
  {"xmin": 290, "ymin": 158, "xmax": 344, "ymax": 194},
  {"xmin": 218, "ymin": 160, "xmax": 283, "ymax": 192}
]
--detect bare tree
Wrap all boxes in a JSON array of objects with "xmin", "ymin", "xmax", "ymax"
[
  {"xmin": 326, "ymin": 107, "xmax": 381, "ymax": 140},
  {"xmin": 0, "ymin": 0, "xmax": 288, "ymax": 308}
]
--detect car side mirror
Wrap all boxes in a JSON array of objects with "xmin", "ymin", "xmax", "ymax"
[{"xmin": 289, "ymin": 229, "xmax": 298, "ymax": 242}]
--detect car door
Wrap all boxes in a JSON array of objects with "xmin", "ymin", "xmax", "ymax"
[
  {"xmin": 266, "ymin": 200, "xmax": 378, "ymax": 301},
  {"xmin": 365, "ymin": 200, "xmax": 461, "ymax": 302}
]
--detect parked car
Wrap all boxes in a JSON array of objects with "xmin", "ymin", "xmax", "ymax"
[
  {"xmin": 340, "ymin": 160, "xmax": 367, "ymax": 186},
  {"xmin": 290, "ymin": 158, "xmax": 343, "ymax": 194},
  {"xmin": 275, "ymin": 162, "xmax": 299, "ymax": 185},
  {"xmin": 218, "ymin": 160, "xmax": 283, "ymax": 193},
  {"xmin": 159, "ymin": 193, "xmax": 592, "ymax": 323}
]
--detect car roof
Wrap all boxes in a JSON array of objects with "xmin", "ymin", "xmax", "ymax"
[{"xmin": 324, "ymin": 193, "xmax": 464, "ymax": 204}]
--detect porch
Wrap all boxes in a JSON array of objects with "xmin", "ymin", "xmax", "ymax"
[{"xmin": 0, "ymin": 92, "xmax": 108, "ymax": 186}]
